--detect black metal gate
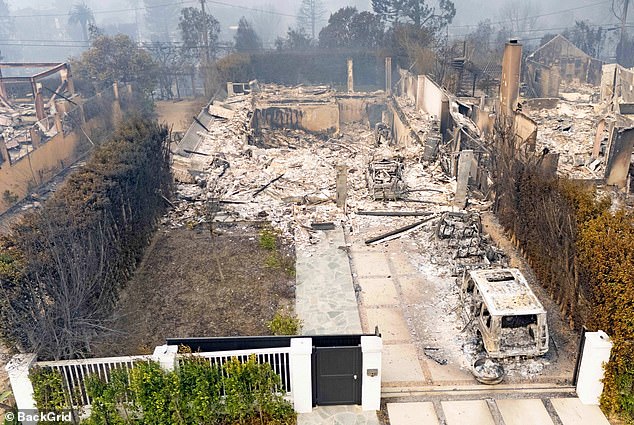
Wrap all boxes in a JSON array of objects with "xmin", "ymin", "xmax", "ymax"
[{"xmin": 312, "ymin": 346, "xmax": 362, "ymax": 406}]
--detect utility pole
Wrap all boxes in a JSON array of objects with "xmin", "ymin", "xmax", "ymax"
[
  {"xmin": 200, "ymin": 0, "xmax": 211, "ymax": 97},
  {"xmin": 617, "ymin": 0, "xmax": 630, "ymax": 65}
]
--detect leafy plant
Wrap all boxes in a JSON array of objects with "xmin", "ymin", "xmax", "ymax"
[
  {"xmin": 80, "ymin": 357, "xmax": 296, "ymax": 424},
  {"xmin": 30, "ymin": 367, "xmax": 75, "ymax": 424},
  {"xmin": 259, "ymin": 228, "xmax": 277, "ymax": 251},
  {"xmin": 267, "ymin": 310, "xmax": 302, "ymax": 336}
]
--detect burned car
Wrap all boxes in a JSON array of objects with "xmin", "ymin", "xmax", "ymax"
[{"xmin": 459, "ymin": 268, "xmax": 549, "ymax": 358}]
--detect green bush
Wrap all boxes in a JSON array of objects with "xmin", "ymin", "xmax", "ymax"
[
  {"xmin": 267, "ymin": 310, "xmax": 302, "ymax": 336},
  {"xmin": 78, "ymin": 357, "xmax": 296, "ymax": 425}
]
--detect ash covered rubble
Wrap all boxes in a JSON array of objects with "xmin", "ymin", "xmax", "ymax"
[
  {"xmin": 525, "ymin": 98, "xmax": 608, "ymax": 179},
  {"xmin": 402, "ymin": 211, "xmax": 554, "ymax": 381},
  {"xmin": 167, "ymin": 83, "xmax": 457, "ymax": 252},
  {"xmin": 167, "ymin": 81, "xmax": 555, "ymax": 381}
]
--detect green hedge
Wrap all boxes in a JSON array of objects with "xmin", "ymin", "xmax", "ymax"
[
  {"xmin": 493, "ymin": 152, "xmax": 634, "ymax": 422},
  {"xmin": 30, "ymin": 357, "xmax": 295, "ymax": 425}
]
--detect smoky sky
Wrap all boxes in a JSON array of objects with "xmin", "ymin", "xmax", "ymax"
[{"xmin": 4, "ymin": 0, "xmax": 624, "ymax": 45}]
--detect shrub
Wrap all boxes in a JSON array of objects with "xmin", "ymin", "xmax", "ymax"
[
  {"xmin": 267, "ymin": 310, "xmax": 302, "ymax": 336},
  {"xmin": 79, "ymin": 357, "xmax": 296, "ymax": 425}
]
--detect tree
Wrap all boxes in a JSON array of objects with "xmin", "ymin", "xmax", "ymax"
[
  {"xmin": 144, "ymin": 0, "xmax": 179, "ymax": 41},
  {"xmin": 234, "ymin": 17, "xmax": 262, "ymax": 52},
  {"xmin": 68, "ymin": 2, "xmax": 95, "ymax": 43},
  {"xmin": 297, "ymin": 0, "xmax": 327, "ymax": 40},
  {"xmin": 178, "ymin": 6, "xmax": 221, "ymax": 62},
  {"xmin": 251, "ymin": 2, "xmax": 282, "ymax": 46},
  {"xmin": 499, "ymin": 0, "xmax": 539, "ymax": 36},
  {"xmin": 319, "ymin": 7, "xmax": 385, "ymax": 49},
  {"xmin": 0, "ymin": 0, "xmax": 13, "ymax": 60},
  {"xmin": 564, "ymin": 21, "xmax": 604, "ymax": 58},
  {"xmin": 72, "ymin": 34, "xmax": 158, "ymax": 94},
  {"xmin": 146, "ymin": 42, "xmax": 182, "ymax": 99},
  {"xmin": 275, "ymin": 27, "xmax": 312, "ymax": 51},
  {"xmin": 372, "ymin": 0, "xmax": 455, "ymax": 32}
]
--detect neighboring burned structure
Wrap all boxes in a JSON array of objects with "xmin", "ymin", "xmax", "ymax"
[{"xmin": 526, "ymin": 35, "xmax": 602, "ymax": 98}]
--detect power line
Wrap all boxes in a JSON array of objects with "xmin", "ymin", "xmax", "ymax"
[
  {"xmin": 8, "ymin": 0, "xmax": 299, "ymax": 20},
  {"xmin": 449, "ymin": 0, "xmax": 612, "ymax": 30}
]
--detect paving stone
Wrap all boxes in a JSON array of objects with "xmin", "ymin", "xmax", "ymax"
[
  {"xmin": 550, "ymin": 398, "xmax": 610, "ymax": 425},
  {"xmin": 441, "ymin": 400, "xmax": 495, "ymax": 425},
  {"xmin": 382, "ymin": 344, "xmax": 425, "ymax": 383},
  {"xmin": 296, "ymin": 228, "xmax": 362, "ymax": 335},
  {"xmin": 365, "ymin": 307, "xmax": 410, "ymax": 342},
  {"xmin": 351, "ymin": 252, "xmax": 391, "ymax": 277},
  {"xmin": 397, "ymin": 275, "xmax": 424, "ymax": 300},
  {"xmin": 358, "ymin": 277, "xmax": 399, "ymax": 305},
  {"xmin": 387, "ymin": 402, "xmax": 439, "ymax": 425},
  {"xmin": 496, "ymin": 399, "xmax": 554, "ymax": 425},
  {"xmin": 425, "ymin": 356, "xmax": 475, "ymax": 383},
  {"xmin": 297, "ymin": 405, "xmax": 379, "ymax": 425}
]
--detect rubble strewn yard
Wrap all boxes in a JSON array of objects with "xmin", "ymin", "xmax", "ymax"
[{"xmin": 162, "ymin": 82, "xmax": 578, "ymax": 385}]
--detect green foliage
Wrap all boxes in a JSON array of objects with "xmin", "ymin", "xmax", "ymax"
[
  {"xmin": 259, "ymin": 228, "xmax": 277, "ymax": 251},
  {"xmin": 72, "ymin": 34, "xmax": 158, "ymax": 94},
  {"xmin": 81, "ymin": 358, "xmax": 295, "ymax": 424},
  {"xmin": 178, "ymin": 7, "xmax": 220, "ymax": 62},
  {"xmin": 492, "ymin": 133, "xmax": 633, "ymax": 422},
  {"xmin": 319, "ymin": 7, "xmax": 385, "ymax": 49},
  {"xmin": 30, "ymin": 367, "xmax": 74, "ymax": 424},
  {"xmin": 577, "ymin": 210, "xmax": 634, "ymax": 421},
  {"xmin": 267, "ymin": 310, "xmax": 302, "ymax": 336},
  {"xmin": 235, "ymin": 17, "xmax": 262, "ymax": 53}
]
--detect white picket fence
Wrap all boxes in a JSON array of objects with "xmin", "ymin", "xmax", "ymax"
[
  {"xmin": 36, "ymin": 355, "xmax": 153, "ymax": 407},
  {"xmin": 32, "ymin": 347, "xmax": 293, "ymax": 409},
  {"xmin": 177, "ymin": 347, "xmax": 292, "ymax": 396},
  {"xmin": 6, "ymin": 336, "xmax": 381, "ymax": 414}
]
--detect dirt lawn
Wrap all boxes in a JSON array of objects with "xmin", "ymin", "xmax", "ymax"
[
  {"xmin": 90, "ymin": 222, "xmax": 295, "ymax": 356},
  {"xmin": 155, "ymin": 98, "xmax": 207, "ymax": 133}
]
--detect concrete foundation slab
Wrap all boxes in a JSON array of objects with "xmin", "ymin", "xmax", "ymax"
[
  {"xmin": 496, "ymin": 399, "xmax": 554, "ymax": 425},
  {"xmin": 551, "ymin": 398, "xmax": 610, "ymax": 425},
  {"xmin": 382, "ymin": 344, "xmax": 425, "ymax": 383},
  {"xmin": 387, "ymin": 402, "xmax": 439, "ymax": 425},
  {"xmin": 441, "ymin": 400, "xmax": 495, "ymax": 425}
]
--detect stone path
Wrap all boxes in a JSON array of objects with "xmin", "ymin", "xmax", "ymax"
[
  {"xmin": 297, "ymin": 406, "xmax": 380, "ymax": 425},
  {"xmin": 295, "ymin": 228, "xmax": 362, "ymax": 335},
  {"xmin": 295, "ymin": 227, "xmax": 376, "ymax": 424}
]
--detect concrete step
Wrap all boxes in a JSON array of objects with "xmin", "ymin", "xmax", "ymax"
[{"xmin": 382, "ymin": 383, "xmax": 577, "ymax": 402}]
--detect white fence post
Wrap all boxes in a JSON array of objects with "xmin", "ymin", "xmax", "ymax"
[
  {"xmin": 577, "ymin": 330, "xmax": 613, "ymax": 405},
  {"xmin": 361, "ymin": 336, "xmax": 382, "ymax": 411},
  {"xmin": 152, "ymin": 345, "xmax": 178, "ymax": 371},
  {"xmin": 290, "ymin": 338, "xmax": 312, "ymax": 413},
  {"xmin": 5, "ymin": 354, "xmax": 37, "ymax": 411}
]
